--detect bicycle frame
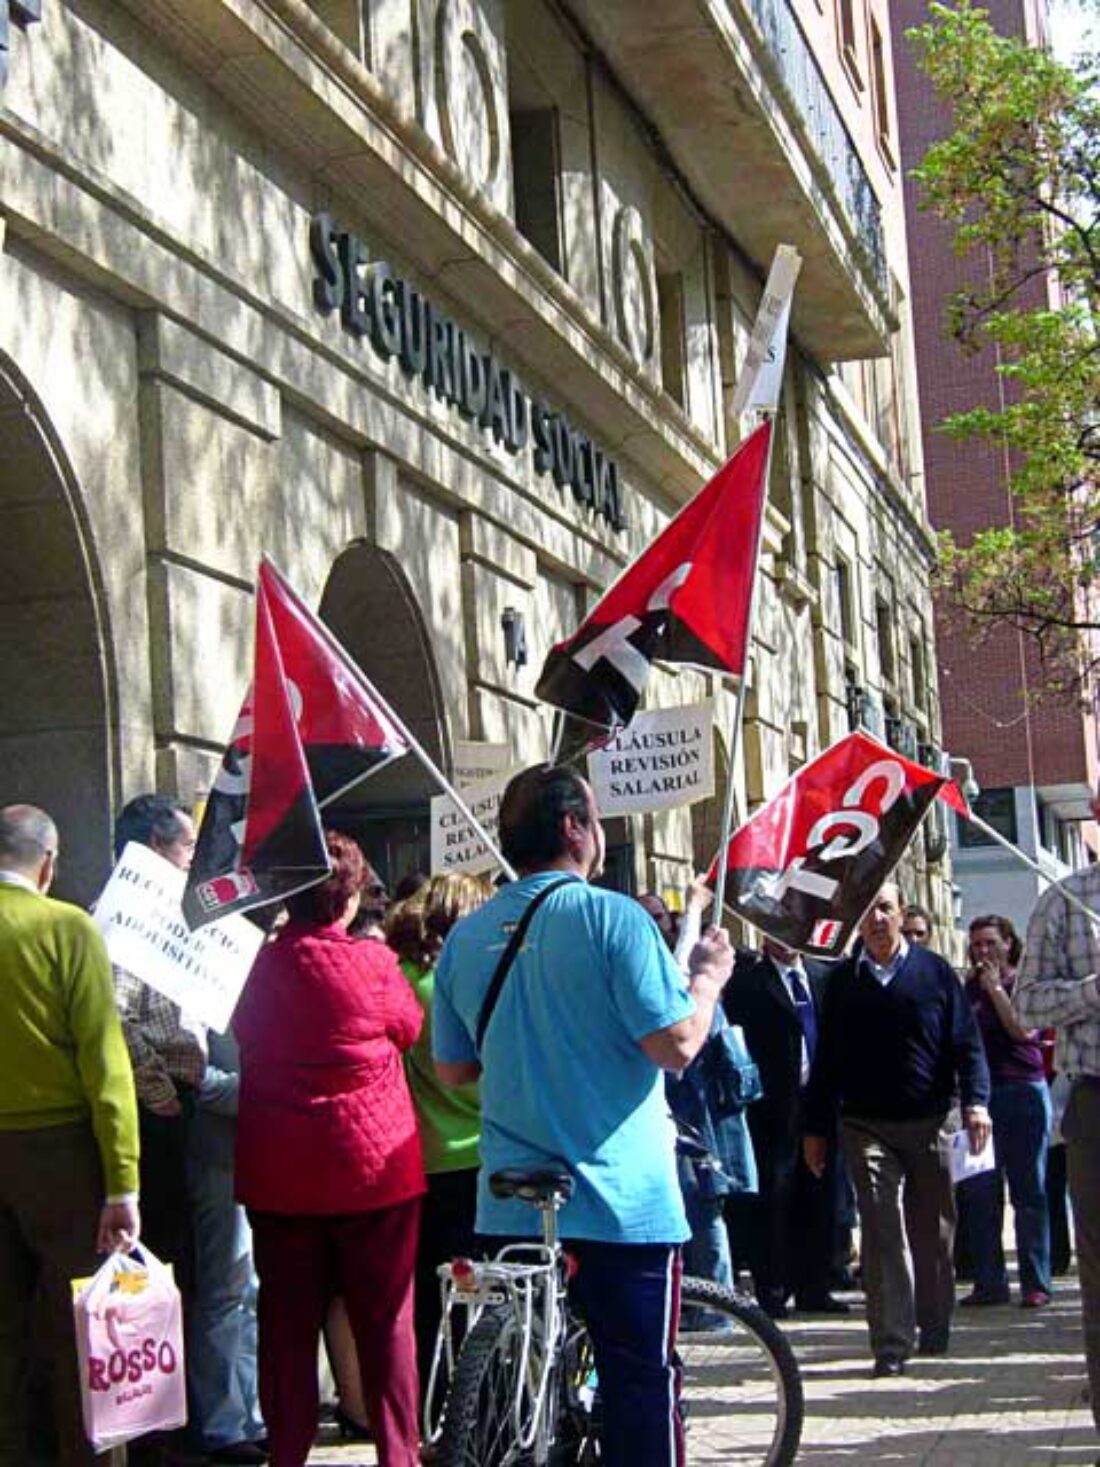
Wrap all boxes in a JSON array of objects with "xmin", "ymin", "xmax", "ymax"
[{"xmin": 424, "ymin": 1202, "xmax": 569, "ymax": 1456}]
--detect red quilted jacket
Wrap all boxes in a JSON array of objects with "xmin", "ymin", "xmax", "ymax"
[{"xmin": 233, "ymin": 921, "xmax": 425, "ymax": 1214}]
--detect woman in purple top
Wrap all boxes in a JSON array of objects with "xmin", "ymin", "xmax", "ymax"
[{"xmin": 960, "ymin": 914, "xmax": 1052, "ymax": 1308}]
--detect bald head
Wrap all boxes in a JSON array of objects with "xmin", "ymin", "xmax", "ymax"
[{"xmin": 0, "ymin": 805, "xmax": 58, "ymax": 889}]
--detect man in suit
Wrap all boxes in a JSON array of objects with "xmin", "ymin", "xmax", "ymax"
[{"xmin": 724, "ymin": 937, "xmax": 848, "ymax": 1317}]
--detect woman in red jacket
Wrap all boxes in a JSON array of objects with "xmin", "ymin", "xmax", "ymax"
[{"xmin": 234, "ymin": 831, "xmax": 424, "ymax": 1467}]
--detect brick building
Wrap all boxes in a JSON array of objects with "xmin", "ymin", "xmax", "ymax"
[{"xmin": 893, "ymin": 0, "xmax": 1098, "ymax": 933}]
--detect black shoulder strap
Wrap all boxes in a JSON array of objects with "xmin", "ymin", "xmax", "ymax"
[{"xmin": 476, "ymin": 878, "xmax": 574, "ymax": 1051}]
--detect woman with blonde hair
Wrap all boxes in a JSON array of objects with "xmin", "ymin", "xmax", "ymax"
[{"xmin": 386, "ymin": 872, "xmax": 491, "ymax": 1397}]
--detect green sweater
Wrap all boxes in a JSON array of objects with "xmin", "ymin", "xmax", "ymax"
[
  {"xmin": 0, "ymin": 883, "xmax": 139, "ymax": 1196},
  {"xmin": 401, "ymin": 957, "xmax": 481, "ymax": 1175}
]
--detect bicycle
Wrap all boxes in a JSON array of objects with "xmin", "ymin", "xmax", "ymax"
[{"xmin": 423, "ymin": 1166, "xmax": 804, "ymax": 1466}]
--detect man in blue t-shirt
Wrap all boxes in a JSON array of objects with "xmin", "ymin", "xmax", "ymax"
[{"xmin": 434, "ymin": 764, "xmax": 732, "ymax": 1467}]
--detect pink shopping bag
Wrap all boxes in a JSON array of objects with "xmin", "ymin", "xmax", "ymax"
[{"xmin": 72, "ymin": 1246, "xmax": 187, "ymax": 1452}]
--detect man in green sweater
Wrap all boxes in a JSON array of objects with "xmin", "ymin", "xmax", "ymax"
[{"xmin": 0, "ymin": 803, "xmax": 140, "ymax": 1467}]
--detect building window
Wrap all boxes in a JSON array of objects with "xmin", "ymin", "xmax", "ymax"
[
  {"xmin": 656, "ymin": 266, "xmax": 687, "ymax": 408},
  {"xmin": 875, "ymin": 594, "xmax": 895, "ymax": 685},
  {"xmin": 510, "ymin": 108, "xmax": 564, "ymax": 273},
  {"xmin": 837, "ymin": 0, "xmax": 862, "ymax": 84},
  {"xmin": 870, "ymin": 17, "xmax": 894, "ymax": 165},
  {"xmin": 909, "ymin": 632, "xmax": 926, "ymax": 709},
  {"xmin": 836, "ymin": 558, "xmax": 856, "ymax": 648},
  {"xmin": 958, "ymin": 788, "xmax": 1018, "ymax": 849}
]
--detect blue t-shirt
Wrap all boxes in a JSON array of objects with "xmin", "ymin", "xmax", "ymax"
[{"xmin": 433, "ymin": 871, "xmax": 694, "ymax": 1244}]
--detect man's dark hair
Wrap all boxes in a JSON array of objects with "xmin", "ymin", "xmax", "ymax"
[
  {"xmin": 113, "ymin": 794, "xmax": 190, "ymax": 859},
  {"xmin": 903, "ymin": 903, "xmax": 932, "ymax": 928},
  {"xmin": 499, "ymin": 764, "xmax": 593, "ymax": 870}
]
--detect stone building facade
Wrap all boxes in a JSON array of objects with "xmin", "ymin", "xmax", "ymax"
[{"xmin": 0, "ymin": 0, "xmax": 952, "ymax": 923}]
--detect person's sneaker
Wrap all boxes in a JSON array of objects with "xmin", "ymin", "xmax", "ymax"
[
  {"xmin": 1021, "ymin": 1289, "xmax": 1052, "ymax": 1308},
  {"xmin": 960, "ymin": 1288, "xmax": 1011, "ymax": 1307}
]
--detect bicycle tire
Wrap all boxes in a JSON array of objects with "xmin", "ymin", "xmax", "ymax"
[
  {"xmin": 675, "ymin": 1277, "xmax": 803, "ymax": 1466},
  {"xmin": 433, "ymin": 1304, "xmax": 536, "ymax": 1466}
]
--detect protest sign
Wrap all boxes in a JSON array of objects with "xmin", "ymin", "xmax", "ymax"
[
  {"xmin": 95, "ymin": 843, "xmax": 265, "ymax": 1031},
  {"xmin": 430, "ymin": 768, "xmax": 514, "ymax": 875},
  {"xmin": 587, "ymin": 701, "xmax": 715, "ymax": 816},
  {"xmin": 453, "ymin": 740, "xmax": 511, "ymax": 788}
]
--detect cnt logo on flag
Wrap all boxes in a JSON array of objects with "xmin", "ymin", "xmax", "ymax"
[{"xmin": 810, "ymin": 918, "xmax": 843, "ymax": 951}]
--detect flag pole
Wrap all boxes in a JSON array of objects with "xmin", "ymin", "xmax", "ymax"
[
  {"xmin": 709, "ymin": 414, "xmax": 778, "ymax": 925},
  {"xmin": 264, "ymin": 560, "xmax": 518, "ymax": 882},
  {"xmin": 707, "ymin": 243, "xmax": 801, "ymax": 925},
  {"xmin": 959, "ymin": 810, "xmax": 1099, "ymax": 927}
]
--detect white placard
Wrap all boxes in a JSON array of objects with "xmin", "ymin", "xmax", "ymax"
[
  {"xmin": 94, "ymin": 843, "xmax": 265, "ymax": 1031},
  {"xmin": 587, "ymin": 702, "xmax": 715, "ymax": 816},
  {"xmin": 453, "ymin": 740, "xmax": 511, "ymax": 789},
  {"xmin": 948, "ymin": 1128, "xmax": 996, "ymax": 1185},
  {"xmin": 430, "ymin": 769, "xmax": 515, "ymax": 876}
]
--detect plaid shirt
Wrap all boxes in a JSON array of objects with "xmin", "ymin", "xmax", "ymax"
[
  {"xmin": 1015, "ymin": 865, "xmax": 1100, "ymax": 1080},
  {"xmin": 113, "ymin": 966, "xmax": 207, "ymax": 1109}
]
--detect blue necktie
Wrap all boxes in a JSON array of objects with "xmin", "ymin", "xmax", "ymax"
[{"xmin": 789, "ymin": 968, "xmax": 818, "ymax": 1069}]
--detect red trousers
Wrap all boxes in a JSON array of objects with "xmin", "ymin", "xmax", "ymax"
[{"xmin": 249, "ymin": 1197, "xmax": 421, "ymax": 1467}]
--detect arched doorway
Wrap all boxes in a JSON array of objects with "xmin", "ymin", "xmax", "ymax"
[
  {"xmin": 318, "ymin": 541, "xmax": 450, "ymax": 886},
  {"xmin": 0, "ymin": 356, "xmax": 113, "ymax": 906}
]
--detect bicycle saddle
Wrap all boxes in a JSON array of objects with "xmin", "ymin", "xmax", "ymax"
[{"xmin": 489, "ymin": 1167, "xmax": 575, "ymax": 1204}]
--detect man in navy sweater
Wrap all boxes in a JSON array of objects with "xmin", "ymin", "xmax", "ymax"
[{"xmin": 804, "ymin": 883, "xmax": 991, "ymax": 1377}]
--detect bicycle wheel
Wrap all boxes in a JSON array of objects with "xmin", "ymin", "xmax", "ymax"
[
  {"xmin": 434, "ymin": 1304, "xmax": 534, "ymax": 1466},
  {"xmin": 676, "ymin": 1277, "xmax": 803, "ymax": 1466}
]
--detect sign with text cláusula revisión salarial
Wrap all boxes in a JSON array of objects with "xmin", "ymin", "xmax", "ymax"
[{"xmin": 587, "ymin": 700, "xmax": 716, "ymax": 817}]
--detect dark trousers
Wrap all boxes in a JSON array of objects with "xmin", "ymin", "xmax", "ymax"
[
  {"xmin": 1047, "ymin": 1143, "xmax": 1072, "ymax": 1274},
  {"xmin": 414, "ymin": 1168, "xmax": 479, "ymax": 1402},
  {"xmin": 568, "ymin": 1241, "xmax": 683, "ymax": 1467},
  {"xmin": 732, "ymin": 1111, "xmax": 836, "ymax": 1307},
  {"xmin": 842, "ymin": 1114, "xmax": 955, "ymax": 1361},
  {"xmin": 0, "ymin": 1123, "xmax": 105, "ymax": 1467},
  {"xmin": 138, "ymin": 1102, "xmax": 194, "ymax": 1303},
  {"xmin": 1064, "ymin": 1080, "xmax": 1100, "ymax": 1432},
  {"xmin": 250, "ymin": 1199, "xmax": 421, "ymax": 1467}
]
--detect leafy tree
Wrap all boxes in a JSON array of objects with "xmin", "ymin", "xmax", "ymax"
[{"xmin": 908, "ymin": 1, "xmax": 1100, "ymax": 693}]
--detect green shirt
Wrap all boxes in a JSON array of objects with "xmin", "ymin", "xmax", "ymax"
[
  {"xmin": 0, "ymin": 883, "xmax": 139, "ymax": 1197},
  {"xmin": 400, "ymin": 957, "xmax": 481, "ymax": 1175}
]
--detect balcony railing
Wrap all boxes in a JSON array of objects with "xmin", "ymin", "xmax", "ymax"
[{"xmin": 738, "ymin": 0, "xmax": 888, "ymax": 298}]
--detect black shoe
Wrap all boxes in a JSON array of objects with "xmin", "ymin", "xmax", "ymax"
[
  {"xmin": 872, "ymin": 1356, "xmax": 905, "ymax": 1378},
  {"xmin": 208, "ymin": 1445, "xmax": 269, "ymax": 1466},
  {"xmin": 960, "ymin": 1288, "xmax": 1010, "ymax": 1307},
  {"xmin": 917, "ymin": 1328, "xmax": 949, "ymax": 1356},
  {"xmin": 757, "ymin": 1293, "xmax": 788, "ymax": 1320},
  {"xmin": 795, "ymin": 1293, "xmax": 851, "ymax": 1315},
  {"xmin": 334, "ymin": 1406, "xmax": 373, "ymax": 1441}
]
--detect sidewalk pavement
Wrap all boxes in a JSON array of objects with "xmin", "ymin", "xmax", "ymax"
[{"xmin": 304, "ymin": 1273, "xmax": 1097, "ymax": 1465}]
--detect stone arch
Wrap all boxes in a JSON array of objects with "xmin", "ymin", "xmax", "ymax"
[
  {"xmin": 0, "ymin": 354, "xmax": 114, "ymax": 905},
  {"xmin": 318, "ymin": 540, "xmax": 451, "ymax": 886}
]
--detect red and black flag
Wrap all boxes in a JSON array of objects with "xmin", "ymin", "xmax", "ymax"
[
  {"xmin": 535, "ymin": 422, "xmax": 772, "ymax": 731},
  {"xmin": 182, "ymin": 560, "xmax": 408, "ymax": 929},
  {"xmin": 709, "ymin": 731, "xmax": 968, "ymax": 958}
]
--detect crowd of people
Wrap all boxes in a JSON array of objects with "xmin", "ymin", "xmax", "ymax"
[{"xmin": 1, "ymin": 767, "xmax": 1099, "ymax": 1467}]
